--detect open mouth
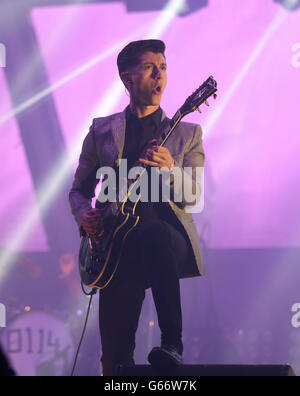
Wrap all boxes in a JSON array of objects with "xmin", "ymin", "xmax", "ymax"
[{"xmin": 153, "ymin": 86, "xmax": 162, "ymax": 94}]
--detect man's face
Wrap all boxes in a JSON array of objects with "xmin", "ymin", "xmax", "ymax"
[{"xmin": 125, "ymin": 51, "xmax": 167, "ymax": 107}]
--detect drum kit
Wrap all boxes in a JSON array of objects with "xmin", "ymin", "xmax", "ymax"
[
  {"xmin": 0, "ymin": 254, "xmax": 101, "ymax": 377},
  {"xmin": 1, "ymin": 309, "xmax": 75, "ymax": 376},
  {"xmin": 0, "ymin": 296, "xmax": 103, "ymax": 376}
]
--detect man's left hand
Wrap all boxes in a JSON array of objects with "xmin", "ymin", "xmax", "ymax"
[{"xmin": 139, "ymin": 142, "xmax": 174, "ymax": 171}]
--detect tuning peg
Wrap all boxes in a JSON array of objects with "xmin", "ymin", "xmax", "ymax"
[
  {"xmin": 197, "ymin": 107, "xmax": 202, "ymax": 114},
  {"xmin": 204, "ymin": 101, "xmax": 210, "ymax": 106},
  {"xmin": 213, "ymin": 94, "xmax": 217, "ymax": 100}
]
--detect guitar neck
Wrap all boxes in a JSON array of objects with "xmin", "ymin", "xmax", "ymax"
[
  {"xmin": 159, "ymin": 110, "xmax": 184, "ymax": 147},
  {"xmin": 131, "ymin": 109, "xmax": 184, "ymax": 171}
]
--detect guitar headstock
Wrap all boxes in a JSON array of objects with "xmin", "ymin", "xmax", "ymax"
[{"xmin": 180, "ymin": 76, "xmax": 217, "ymax": 116}]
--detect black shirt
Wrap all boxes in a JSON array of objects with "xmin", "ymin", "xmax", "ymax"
[
  {"xmin": 121, "ymin": 106, "xmax": 169, "ymax": 222},
  {"xmin": 123, "ymin": 106, "xmax": 163, "ymax": 170}
]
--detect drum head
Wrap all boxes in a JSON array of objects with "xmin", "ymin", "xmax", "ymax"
[{"xmin": 0, "ymin": 311, "xmax": 75, "ymax": 376}]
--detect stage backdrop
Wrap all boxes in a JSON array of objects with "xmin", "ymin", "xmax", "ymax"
[{"xmin": 0, "ymin": 0, "xmax": 300, "ymax": 376}]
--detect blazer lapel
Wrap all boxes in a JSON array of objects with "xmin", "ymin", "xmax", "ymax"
[
  {"xmin": 161, "ymin": 110, "xmax": 167, "ymax": 122},
  {"xmin": 111, "ymin": 110, "xmax": 126, "ymax": 166}
]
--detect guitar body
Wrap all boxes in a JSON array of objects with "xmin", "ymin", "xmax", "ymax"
[{"xmin": 79, "ymin": 203, "xmax": 140, "ymax": 290}]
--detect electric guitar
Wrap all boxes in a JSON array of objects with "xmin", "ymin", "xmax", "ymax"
[{"xmin": 79, "ymin": 76, "xmax": 217, "ymax": 290}]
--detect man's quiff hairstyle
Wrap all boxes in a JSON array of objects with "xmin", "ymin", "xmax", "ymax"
[{"xmin": 117, "ymin": 39, "xmax": 166, "ymax": 75}]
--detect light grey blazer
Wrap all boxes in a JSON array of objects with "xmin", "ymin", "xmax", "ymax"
[{"xmin": 69, "ymin": 109, "xmax": 206, "ymax": 278}]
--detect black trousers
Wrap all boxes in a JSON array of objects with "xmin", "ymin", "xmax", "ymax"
[{"xmin": 99, "ymin": 218, "xmax": 190, "ymax": 376}]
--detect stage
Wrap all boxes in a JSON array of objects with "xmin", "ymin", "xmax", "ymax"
[{"xmin": 0, "ymin": 0, "xmax": 300, "ymax": 376}]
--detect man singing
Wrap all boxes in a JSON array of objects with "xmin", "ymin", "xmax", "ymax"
[{"xmin": 69, "ymin": 39, "xmax": 205, "ymax": 376}]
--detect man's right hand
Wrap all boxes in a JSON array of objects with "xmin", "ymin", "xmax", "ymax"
[{"xmin": 81, "ymin": 208, "xmax": 104, "ymax": 236}]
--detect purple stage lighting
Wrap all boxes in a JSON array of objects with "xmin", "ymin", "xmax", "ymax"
[{"xmin": 274, "ymin": 0, "xmax": 300, "ymax": 10}]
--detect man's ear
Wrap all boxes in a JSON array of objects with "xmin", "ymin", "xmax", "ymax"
[{"xmin": 120, "ymin": 72, "xmax": 132, "ymax": 89}]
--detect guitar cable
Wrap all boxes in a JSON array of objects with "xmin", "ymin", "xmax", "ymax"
[{"xmin": 70, "ymin": 284, "xmax": 97, "ymax": 377}]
